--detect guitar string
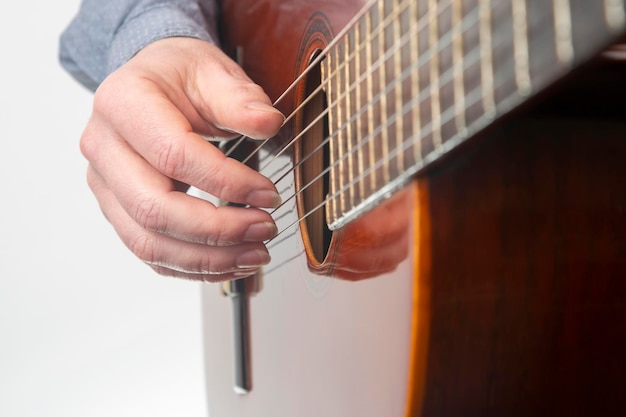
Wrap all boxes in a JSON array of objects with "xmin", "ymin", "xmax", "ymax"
[
  {"xmin": 232, "ymin": 0, "xmax": 445, "ymax": 166},
  {"xmin": 213, "ymin": 1, "xmax": 519, "ymax": 243},
  {"xmin": 223, "ymin": 0, "xmax": 501, "ymax": 236},
  {"xmin": 254, "ymin": 0, "xmax": 449, "ymax": 173},
  {"xmin": 267, "ymin": 39, "xmax": 524, "ymax": 247},
  {"xmin": 267, "ymin": 14, "xmax": 485, "ymax": 221},
  {"xmin": 237, "ymin": 0, "xmax": 440, "ymax": 191},
  {"xmin": 222, "ymin": 0, "xmax": 378, "ymax": 159},
  {"xmin": 268, "ymin": 9, "xmax": 528, "ymax": 245},
  {"xmin": 264, "ymin": 1, "xmax": 484, "ymax": 210}
]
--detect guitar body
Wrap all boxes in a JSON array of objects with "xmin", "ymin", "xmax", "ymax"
[{"xmin": 203, "ymin": 1, "xmax": 626, "ymax": 415}]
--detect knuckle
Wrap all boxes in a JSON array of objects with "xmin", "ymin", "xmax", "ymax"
[
  {"xmin": 130, "ymin": 194, "xmax": 167, "ymax": 233},
  {"xmin": 127, "ymin": 232, "xmax": 157, "ymax": 265},
  {"xmin": 92, "ymin": 76, "xmax": 123, "ymax": 116},
  {"xmin": 207, "ymin": 226, "xmax": 234, "ymax": 246},
  {"xmin": 79, "ymin": 125, "xmax": 98, "ymax": 161},
  {"xmin": 197, "ymin": 251, "xmax": 216, "ymax": 274},
  {"xmin": 232, "ymin": 82, "xmax": 264, "ymax": 98},
  {"xmin": 154, "ymin": 139, "xmax": 187, "ymax": 179}
]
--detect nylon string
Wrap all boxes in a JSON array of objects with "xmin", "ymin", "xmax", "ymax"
[{"xmin": 213, "ymin": 0, "xmax": 527, "ymax": 243}]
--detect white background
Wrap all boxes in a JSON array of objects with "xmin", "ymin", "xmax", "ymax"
[{"xmin": 0, "ymin": 2, "xmax": 209, "ymax": 416}]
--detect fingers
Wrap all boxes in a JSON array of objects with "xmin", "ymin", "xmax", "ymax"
[
  {"xmin": 90, "ymin": 62, "xmax": 281, "ymax": 208},
  {"xmin": 126, "ymin": 38, "xmax": 285, "ymax": 140},
  {"xmin": 79, "ymin": 37, "xmax": 286, "ymax": 281},
  {"xmin": 82, "ymin": 118, "xmax": 279, "ymax": 242},
  {"xmin": 188, "ymin": 51, "xmax": 285, "ymax": 139},
  {"xmin": 87, "ymin": 165, "xmax": 271, "ymax": 282}
]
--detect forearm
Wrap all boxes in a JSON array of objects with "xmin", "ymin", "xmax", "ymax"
[{"xmin": 59, "ymin": 0, "xmax": 219, "ymax": 91}]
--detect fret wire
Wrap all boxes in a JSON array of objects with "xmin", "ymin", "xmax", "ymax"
[
  {"xmin": 270, "ymin": 7, "xmax": 500, "ymax": 217},
  {"xmin": 337, "ymin": 43, "xmax": 347, "ymax": 216},
  {"xmin": 366, "ymin": 7, "xmax": 377, "ymax": 193},
  {"xmin": 428, "ymin": 0, "xmax": 443, "ymax": 148},
  {"xmin": 553, "ymin": 0, "xmax": 574, "ymax": 63},
  {"xmin": 452, "ymin": 0, "xmax": 466, "ymax": 132},
  {"xmin": 271, "ymin": 0, "xmax": 377, "ymax": 107},
  {"xmin": 251, "ymin": 0, "xmax": 419, "ymax": 167},
  {"xmin": 269, "ymin": 8, "xmax": 488, "ymax": 218},
  {"xmin": 321, "ymin": 0, "xmax": 422, "ymax": 104},
  {"xmin": 325, "ymin": 5, "xmax": 588, "ymax": 228},
  {"xmin": 393, "ymin": 0, "xmax": 404, "ymax": 173},
  {"xmin": 222, "ymin": 0, "xmax": 378, "ymax": 162},
  {"xmin": 355, "ymin": 18, "xmax": 366, "ymax": 200},
  {"xmin": 268, "ymin": 0, "xmax": 621, "ymax": 232},
  {"xmin": 271, "ymin": 40, "xmax": 533, "ymax": 237},
  {"xmin": 346, "ymin": 29, "xmax": 357, "ymax": 209},
  {"xmin": 479, "ymin": 0, "xmax": 496, "ymax": 116},
  {"xmin": 411, "ymin": 0, "xmax": 422, "ymax": 165},
  {"xmin": 259, "ymin": 0, "xmax": 478, "ymax": 180},
  {"xmin": 323, "ymin": 50, "xmax": 338, "ymax": 222},
  {"xmin": 264, "ymin": 2, "xmax": 482, "ymax": 187},
  {"xmin": 274, "ymin": 0, "xmax": 593, "ymax": 229},
  {"xmin": 259, "ymin": 0, "xmax": 415, "ymax": 179},
  {"xmin": 378, "ymin": 0, "xmax": 391, "ymax": 184},
  {"xmin": 512, "ymin": 0, "xmax": 532, "ymax": 95},
  {"xmin": 253, "ymin": 0, "xmax": 449, "ymax": 169},
  {"xmin": 605, "ymin": 0, "xmax": 626, "ymax": 31},
  {"xmin": 295, "ymin": 29, "xmax": 560, "ymax": 233}
]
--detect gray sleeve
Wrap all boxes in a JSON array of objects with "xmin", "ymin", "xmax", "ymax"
[{"xmin": 59, "ymin": 0, "xmax": 219, "ymax": 91}]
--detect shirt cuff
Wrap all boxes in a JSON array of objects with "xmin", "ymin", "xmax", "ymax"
[{"xmin": 107, "ymin": 3, "xmax": 218, "ymax": 75}]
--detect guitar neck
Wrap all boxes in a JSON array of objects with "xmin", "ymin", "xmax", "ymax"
[{"xmin": 322, "ymin": 0, "xmax": 626, "ymax": 230}]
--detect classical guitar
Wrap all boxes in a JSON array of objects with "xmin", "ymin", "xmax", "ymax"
[{"xmin": 202, "ymin": 1, "xmax": 626, "ymax": 415}]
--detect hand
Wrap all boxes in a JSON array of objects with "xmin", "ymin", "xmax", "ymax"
[{"xmin": 80, "ymin": 37, "xmax": 284, "ymax": 282}]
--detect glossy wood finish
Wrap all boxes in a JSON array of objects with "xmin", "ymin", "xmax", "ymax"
[
  {"xmin": 418, "ymin": 72, "xmax": 626, "ymax": 415},
  {"xmin": 205, "ymin": 1, "xmax": 626, "ymax": 416},
  {"xmin": 218, "ymin": 0, "xmax": 367, "ymax": 115}
]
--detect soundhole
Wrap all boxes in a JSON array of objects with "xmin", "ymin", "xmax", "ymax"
[{"xmin": 295, "ymin": 54, "xmax": 332, "ymax": 265}]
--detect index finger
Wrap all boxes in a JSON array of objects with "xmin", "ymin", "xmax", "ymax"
[{"xmin": 97, "ymin": 80, "xmax": 282, "ymax": 208}]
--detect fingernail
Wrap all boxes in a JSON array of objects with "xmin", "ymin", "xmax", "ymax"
[
  {"xmin": 247, "ymin": 189, "xmax": 282, "ymax": 208},
  {"xmin": 247, "ymin": 102, "xmax": 285, "ymax": 118},
  {"xmin": 243, "ymin": 222, "xmax": 278, "ymax": 242},
  {"xmin": 236, "ymin": 249, "xmax": 271, "ymax": 268},
  {"xmin": 233, "ymin": 270, "xmax": 258, "ymax": 278}
]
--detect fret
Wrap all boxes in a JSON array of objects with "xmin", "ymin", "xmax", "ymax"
[
  {"xmin": 417, "ymin": 0, "xmax": 434, "ymax": 159},
  {"xmin": 511, "ymin": 0, "xmax": 532, "ymax": 96},
  {"xmin": 358, "ymin": 15, "xmax": 375, "ymax": 200},
  {"xmin": 605, "ymin": 0, "xmax": 626, "ymax": 31},
  {"xmin": 378, "ymin": 0, "xmax": 391, "ymax": 185},
  {"xmin": 395, "ymin": 0, "xmax": 416, "ymax": 171},
  {"xmin": 336, "ymin": 42, "xmax": 347, "ymax": 218},
  {"xmin": 438, "ymin": 1, "xmax": 457, "ymax": 147},
  {"xmin": 410, "ymin": 0, "xmax": 422, "ymax": 167},
  {"xmin": 457, "ymin": 0, "xmax": 493, "ymax": 127},
  {"xmin": 322, "ymin": 0, "xmax": 626, "ymax": 230},
  {"xmin": 392, "ymin": 0, "xmax": 405, "ymax": 174},
  {"xmin": 366, "ymin": 6, "xmax": 379, "ymax": 195},
  {"xmin": 428, "ymin": 0, "xmax": 443, "ymax": 149},
  {"xmin": 323, "ymin": 48, "xmax": 339, "ymax": 224},
  {"xmin": 452, "ymin": 0, "xmax": 467, "ymax": 134},
  {"xmin": 553, "ymin": 0, "xmax": 574, "ymax": 64},
  {"xmin": 478, "ymin": 0, "xmax": 496, "ymax": 117},
  {"xmin": 355, "ymin": 18, "xmax": 367, "ymax": 202},
  {"xmin": 345, "ymin": 29, "xmax": 357, "ymax": 210}
]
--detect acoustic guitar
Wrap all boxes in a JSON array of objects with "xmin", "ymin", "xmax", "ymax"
[{"xmin": 201, "ymin": 1, "xmax": 626, "ymax": 415}]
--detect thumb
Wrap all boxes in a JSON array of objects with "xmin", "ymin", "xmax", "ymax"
[{"xmin": 189, "ymin": 42, "xmax": 285, "ymax": 140}]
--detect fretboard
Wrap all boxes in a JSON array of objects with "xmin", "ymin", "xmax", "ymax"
[{"xmin": 322, "ymin": 0, "xmax": 626, "ymax": 230}]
